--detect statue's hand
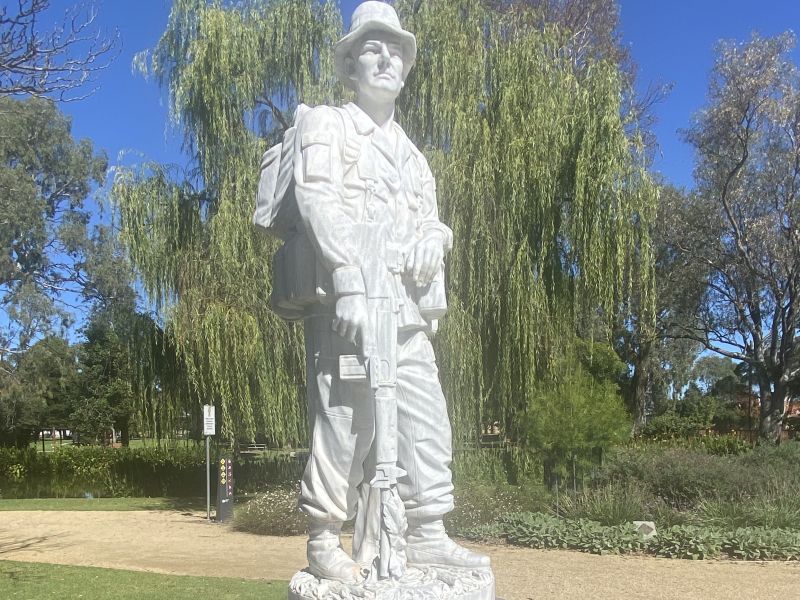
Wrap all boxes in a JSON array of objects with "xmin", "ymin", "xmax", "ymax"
[
  {"xmin": 406, "ymin": 234, "xmax": 444, "ymax": 287},
  {"xmin": 333, "ymin": 294, "xmax": 371, "ymax": 348}
]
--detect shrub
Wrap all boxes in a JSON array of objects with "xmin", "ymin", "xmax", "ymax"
[
  {"xmin": 691, "ymin": 435, "xmax": 752, "ymax": 456},
  {"xmin": 694, "ymin": 480, "xmax": 800, "ymax": 530},
  {"xmin": 0, "ymin": 445, "xmax": 302, "ymax": 498},
  {"xmin": 500, "ymin": 512, "xmax": 645, "ymax": 555},
  {"xmin": 520, "ymin": 366, "xmax": 630, "ymax": 480},
  {"xmin": 446, "ymin": 480, "xmax": 551, "ymax": 535},
  {"xmin": 641, "ymin": 412, "xmax": 705, "ymax": 439},
  {"xmin": 720, "ymin": 527, "xmax": 800, "ymax": 560},
  {"xmin": 648, "ymin": 525, "xmax": 724, "ymax": 559},
  {"xmin": 599, "ymin": 445, "xmax": 752, "ymax": 507},
  {"xmin": 556, "ymin": 482, "xmax": 652, "ymax": 525},
  {"xmin": 233, "ymin": 451, "xmax": 306, "ymax": 493},
  {"xmin": 233, "ymin": 485, "xmax": 306, "ymax": 536},
  {"xmin": 474, "ymin": 512, "xmax": 800, "ymax": 561}
]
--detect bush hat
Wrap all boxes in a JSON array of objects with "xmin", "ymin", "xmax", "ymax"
[{"xmin": 334, "ymin": 1, "xmax": 417, "ymax": 90}]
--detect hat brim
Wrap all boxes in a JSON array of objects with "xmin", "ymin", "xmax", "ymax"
[{"xmin": 334, "ymin": 21, "xmax": 417, "ymax": 90}]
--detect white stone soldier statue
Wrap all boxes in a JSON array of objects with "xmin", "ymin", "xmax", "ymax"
[{"xmin": 257, "ymin": 1, "xmax": 490, "ymax": 589}]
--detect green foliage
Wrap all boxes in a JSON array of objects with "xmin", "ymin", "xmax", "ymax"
[
  {"xmin": 720, "ymin": 528, "xmax": 800, "ymax": 560},
  {"xmin": 0, "ymin": 445, "xmax": 204, "ymax": 498},
  {"xmin": 478, "ymin": 512, "xmax": 800, "ymax": 560},
  {"xmin": 575, "ymin": 339, "xmax": 628, "ymax": 387},
  {"xmin": 452, "ymin": 446, "xmax": 543, "ymax": 485},
  {"xmin": 501, "ymin": 512, "xmax": 646, "ymax": 554},
  {"xmin": 598, "ymin": 442, "xmax": 800, "ymax": 511},
  {"xmin": 640, "ymin": 411, "xmax": 706, "ymax": 439},
  {"xmin": 0, "ymin": 97, "xmax": 107, "ymax": 350},
  {"xmin": 69, "ymin": 307, "xmax": 140, "ymax": 444},
  {"xmin": 231, "ymin": 451, "xmax": 306, "ymax": 493},
  {"xmin": 397, "ymin": 0, "xmax": 656, "ymax": 444},
  {"xmin": 520, "ymin": 364, "xmax": 630, "ymax": 477},
  {"xmin": 599, "ymin": 446, "xmax": 749, "ymax": 507},
  {"xmin": 0, "ymin": 336, "xmax": 77, "ymax": 447},
  {"xmin": 113, "ymin": 0, "xmax": 343, "ymax": 444},
  {"xmin": 648, "ymin": 525, "xmax": 724, "ymax": 559},
  {"xmin": 446, "ymin": 480, "xmax": 551, "ymax": 535},
  {"xmin": 556, "ymin": 481, "xmax": 654, "ymax": 525},
  {"xmin": 0, "ymin": 445, "xmax": 307, "ymax": 498},
  {"xmin": 233, "ymin": 485, "xmax": 306, "ymax": 536},
  {"xmin": 68, "ymin": 398, "xmax": 115, "ymax": 445},
  {"xmin": 694, "ymin": 481, "xmax": 800, "ymax": 530},
  {"xmin": 690, "ymin": 434, "xmax": 751, "ymax": 456}
]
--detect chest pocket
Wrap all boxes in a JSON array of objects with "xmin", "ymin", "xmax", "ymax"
[{"xmin": 405, "ymin": 157, "xmax": 424, "ymax": 214}]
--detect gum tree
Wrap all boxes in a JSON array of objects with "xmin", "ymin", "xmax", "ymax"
[{"xmin": 676, "ymin": 32, "xmax": 800, "ymax": 443}]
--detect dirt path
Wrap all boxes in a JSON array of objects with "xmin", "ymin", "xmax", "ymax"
[{"xmin": 1, "ymin": 510, "xmax": 799, "ymax": 599}]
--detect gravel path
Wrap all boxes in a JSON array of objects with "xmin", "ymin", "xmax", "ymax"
[{"xmin": 1, "ymin": 511, "xmax": 799, "ymax": 599}]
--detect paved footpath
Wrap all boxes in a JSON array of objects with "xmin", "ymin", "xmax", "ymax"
[{"xmin": 1, "ymin": 511, "xmax": 799, "ymax": 599}]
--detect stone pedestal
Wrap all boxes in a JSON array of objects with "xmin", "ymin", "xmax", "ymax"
[{"xmin": 289, "ymin": 565, "xmax": 496, "ymax": 600}]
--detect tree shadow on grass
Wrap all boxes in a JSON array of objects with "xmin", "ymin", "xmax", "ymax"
[
  {"xmin": 0, "ymin": 563, "xmax": 45, "ymax": 586},
  {"xmin": 160, "ymin": 497, "xmax": 208, "ymax": 514}
]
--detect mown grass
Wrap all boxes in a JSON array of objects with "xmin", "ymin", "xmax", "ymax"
[
  {"xmin": 0, "ymin": 561, "xmax": 287, "ymax": 599},
  {"xmin": 0, "ymin": 497, "xmax": 207, "ymax": 511}
]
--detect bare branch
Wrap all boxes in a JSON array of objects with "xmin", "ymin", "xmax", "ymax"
[{"xmin": 0, "ymin": 0, "xmax": 120, "ymax": 101}]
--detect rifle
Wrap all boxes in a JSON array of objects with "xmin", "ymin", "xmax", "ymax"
[{"xmin": 339, "ymin": 300, "xmax": 405, "ymax": 580}]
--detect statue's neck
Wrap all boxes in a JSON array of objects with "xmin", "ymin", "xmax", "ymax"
[{"xmin": 356, "ymin": 97, "xmax": 396, "ymax": 134}]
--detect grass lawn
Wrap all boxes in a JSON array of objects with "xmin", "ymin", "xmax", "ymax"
[
  {"xmin": 0, "ymin": 497, "xmax": 207, "ymax": 511},
  {"xmin": 0, "ymin": 561, "xmax": 287, "ymax": 599}
]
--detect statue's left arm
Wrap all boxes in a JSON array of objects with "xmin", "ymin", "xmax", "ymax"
[{"xmin": 406, "ymin": 154, "xmax": 453, "ymax": 286}]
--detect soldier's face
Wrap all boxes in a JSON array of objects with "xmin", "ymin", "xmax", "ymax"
[{"xmin": 351, "ymin": 36, "xmax": 405, "ymax": 102}]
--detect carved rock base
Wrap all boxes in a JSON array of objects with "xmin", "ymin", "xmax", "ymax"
[{"xmin": 289, "ymin": 565, "xmax": 496, "ymax": 600}]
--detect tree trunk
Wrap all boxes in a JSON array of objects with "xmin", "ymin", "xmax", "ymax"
[
  {"xmin": 758, "ymin": 380, "xmax": 787, "ymax": 444},
  {"xmin": 628, "ymin": 340, "xmax": 652, "ymax": 434}
]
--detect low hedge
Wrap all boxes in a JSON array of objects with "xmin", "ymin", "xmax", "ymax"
[
  {"xmin": 467, "ymin": 512, "xmax": 800, "ymax": 560},
  {"xmin": 0, "ymin": 446, "xmax": 307, "ymax": 498}
]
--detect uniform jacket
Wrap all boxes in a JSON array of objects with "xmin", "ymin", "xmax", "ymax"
[{"xmin": 271, "ymin": 102, "xmax": 452, "ymax": 330}]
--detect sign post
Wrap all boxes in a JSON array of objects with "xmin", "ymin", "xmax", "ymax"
[
  {"xmin": 216, "ymin": 456, "xmax": 234, "ymax": 522},
  {"xmin": 203, "ymin": 404, "xmax": 216, "ymax": 522}
]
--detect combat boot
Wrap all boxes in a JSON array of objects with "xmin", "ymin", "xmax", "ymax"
[
  {"xmin": 405, "ymin": 517, "xmax": 490, "ymax": 569},
  {"xmin": 307, "ymin": 520, "xmax": 365, "ymax": 584}
]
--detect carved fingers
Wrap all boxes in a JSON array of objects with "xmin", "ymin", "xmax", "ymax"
[
  {"xmin": 333, "ymin": 294, "xmax": 371, "ymax": 349},
  {"xmin": 406, "ymin": 236, "xmax": 443, "ymax": 286}
]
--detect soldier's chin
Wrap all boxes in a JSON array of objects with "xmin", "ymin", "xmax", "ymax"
[{"xmin": 360, "ymin": 83, "xmax": 402, "ymax": 103}]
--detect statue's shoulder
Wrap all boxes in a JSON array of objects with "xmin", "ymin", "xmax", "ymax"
[{"xmin": 299, "ymin": 104, "xmax": 348, "ymax": 130}]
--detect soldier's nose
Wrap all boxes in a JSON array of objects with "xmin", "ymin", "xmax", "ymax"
[{"xmin": 378, "ymin": 43, "xmax": 391, "ymax": 64}]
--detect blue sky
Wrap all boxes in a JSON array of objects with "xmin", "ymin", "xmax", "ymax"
[
  {"xmin": 39, "ymin": 0, "xmax": 800, "ymax": 188},
  {"xmin": 43, "ymin": 0, "xmax": 800, "ymax": 189}
]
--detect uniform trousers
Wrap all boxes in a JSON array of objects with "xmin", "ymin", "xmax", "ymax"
[{"xmin": 299, "ymin": 313, "xmax": 455, "ymax": 523}]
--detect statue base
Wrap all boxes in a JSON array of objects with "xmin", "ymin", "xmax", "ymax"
[{"xmin": 289, "ymin": 565, "xmax": 496, "ymax": 600}]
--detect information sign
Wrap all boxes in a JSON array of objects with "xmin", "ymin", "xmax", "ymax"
[{"xmin": 203, "ymin": 404, "xmax": 216, "ymax": 436}]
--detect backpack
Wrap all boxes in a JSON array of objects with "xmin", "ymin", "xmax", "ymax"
[
  {"xmin": 254, "ymin": 104, "xmax": 360, "ymax": 321},
  {"xmin": 252, "ymin": 103, "xmax": 311, "ymax": 239}
]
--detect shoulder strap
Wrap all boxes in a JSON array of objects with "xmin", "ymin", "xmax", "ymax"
[{"xmin": 331, "ymin": 106, "xmax": 362, "ymax": 164}]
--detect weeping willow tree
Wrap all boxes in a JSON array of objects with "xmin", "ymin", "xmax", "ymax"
[
  {"xmin": 112, "ymin": 0, "xmax": 655, "ymax": 447},
  {"xmin": 395, "ymin": 0, "xmax": 656, "ymax": 445},
  {"xmin": 113, "ymin": 0, "xmax": 344, "ymax": 443}
]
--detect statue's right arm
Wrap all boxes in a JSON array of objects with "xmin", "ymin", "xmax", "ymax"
[{"xmin": 294, "ymin": 106, "xmax": 370, "ymax": 346}]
